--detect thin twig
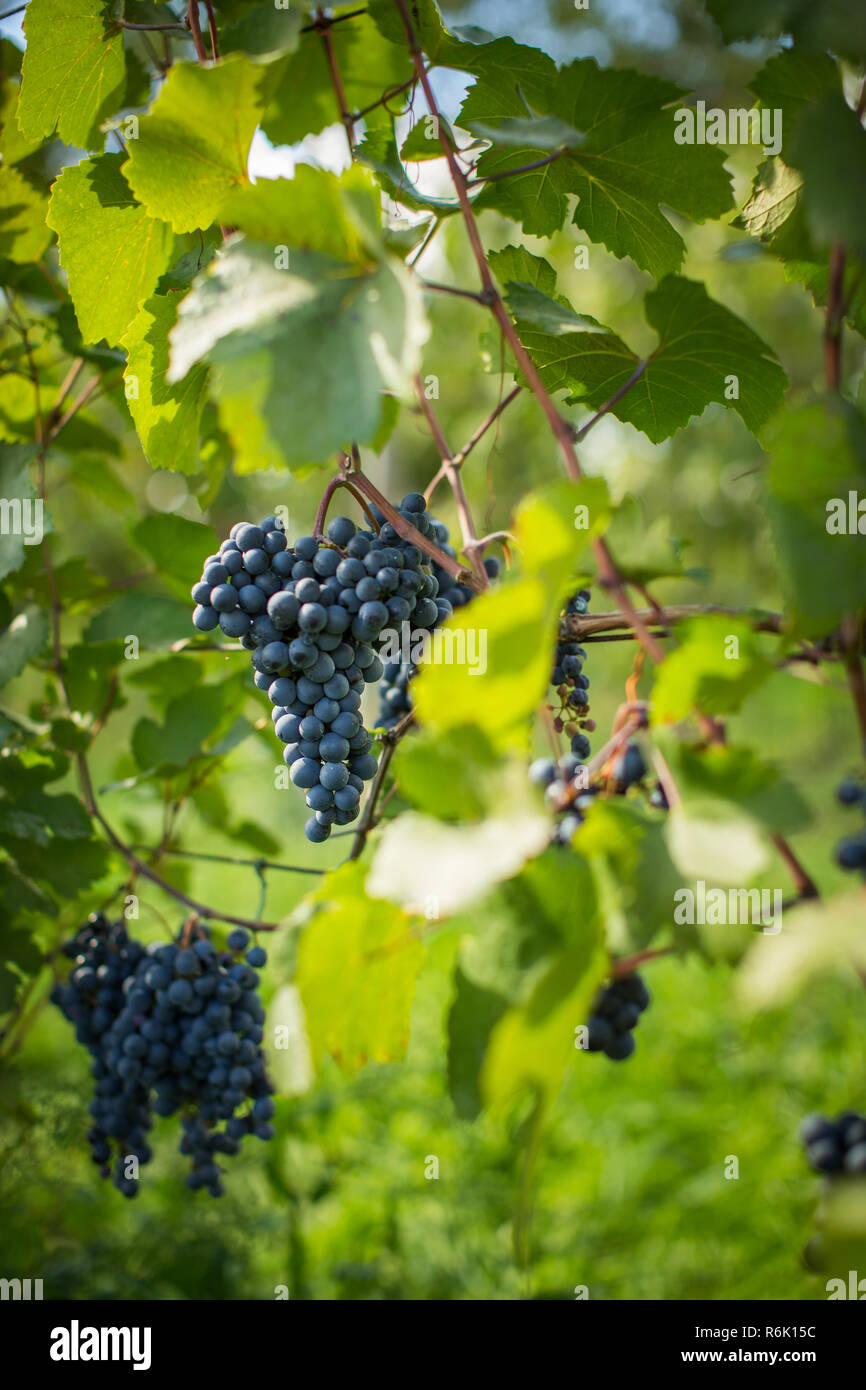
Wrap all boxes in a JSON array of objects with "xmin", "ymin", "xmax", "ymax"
[
  {"xmin": 574, "ymin": 360, "xmax": 650, "ymax": 441},
  {"xmin": 128, "ymin": 845, "xmax": 325, "ymax": 876},
  {"xmin": 318, "ymin": 7, "xmax": 355, "ymax": 153},
  {"xmin": 413, "ymin": 374, "xmax": 487, "ymax": 586},
  {"xmin": 465, "ymin": 150, "xmax": 565, "ymax": 187},
  {"xmin": 425, "ymin": 386, "xmax": 521, "ymax": 502},
  {"xmin": 348, "ymin": 711, "xmax": 415, "ymax": 860}
]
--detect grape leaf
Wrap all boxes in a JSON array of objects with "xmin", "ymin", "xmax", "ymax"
[
  {"xmin": 498, "ymin": 259, "xmax": 787, "ymax": 442},
  {"xmin": 122, "ymin": 291, "xmax": 210, "ymax": 473},
  {"xmin": 789, "ymin": 96, "xmax": 866, "ymax": 263},
  {"xmin": 356, "ymin": 123, "xmax": 460, "ymax": 215},
  {"xmin": 168, "ymin": 242, "xmax": 428, "ymax": 472},
  {"xmin": 261, "ymin": 5, "xmax": 410, "ymax": 147},
  {"xmin": 297, "ymin": 861, "xmax": 424, "ymax": 1073},
  {"xmin": 481, "ymin": 942, "xmax": 605, "ymax": 1117},
  {"xmin": 413, "ymin": 480, "xmax": 607, "ymax": 747},
  {"xmin": 130, "ymin": 513, "xmax": 218, "ymax": 600},
  {"xmin": 218, "ymin": 164, "xmax": 382, "ymax": 266},
  {"xmin": 47, "ymin": 154, "xmax": 175, "ymax": 347},
  {"xmin": 18, "ymin": 0, "xmax": 126, "ymax": 149},
  {"xmin": 470, "ymin": 60, "xmax": 732, "ymax": 273},
  {"xmin": 0, "ymin": 443, "xmax": 38, "ymax": 582},
  {"xmin": 0, "ymin": 78, "xmax": 46, "ymax": 165},
  {"xmin": 651, "ymin": 616, "xmax": 774, "ymax": 723},
  {"xmin": 0, "ymin": 604, "xmax": 48, "ymax": 687},
  {"xmin": 221, "ymin": 3, "xmax": 303, "ymax": 59},
  {"xmin": 125, "ymin": 55, "xmax": 266, "ymax": 234},
  {"xmin": 704, "ymin": 0, "xmax": 866, "ymax": 63},
  {"xmin": 763, "ymin": 397, "xmax": 866, "ymax": 633},
  {"xmin": 748, "ymin": 49, "xmax": 840, "ymax": 162},
  {"xmin": 0, "ymin": 167, "xmax": 50, "ymax": 265}
]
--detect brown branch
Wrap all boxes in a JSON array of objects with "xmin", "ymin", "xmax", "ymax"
[
  {"xmin": 465, "ymin": 150, "xmax": 565, "ymax": 187},
  {"xmin": 186, "ymin": 0, "xmax": 208, "ymax": 62},
  {"xmin": 413, "ymin": 375, "xmax": 487, "ymax": 586},
  {"xmin": 425, "ymin": 386, "xmax": 521, "ymax": 502},
  {"xmin": 301, "ymin": 7, "xmax": 367, "ymax": 33},
  {"xmin": 203, "ymin": 0, "xmax": 219, "ymax": 59},
  {"xmin": 771, "ymin": 833, "xmax": 819, "ymax": 901},
  {"xmin": 825, "ymin": 243, "xmax": 845, "ymax": 390},
  {"xmin": 574, "ymin": 359, "xmax": 650, "ymax": 442},
  {"xmin": 75, "ymin": 754, "xmax": 284, "ymax": 931},
  {"xmin": 318, "ymin": 7, "xmax": 355, "ymax": 153},
  {"xmin": 345, "ymin": 453, "xmax": 482, "ymax": 588},
  {"xmin": 348, "ymin": 711, "xmax": 415, "ymax": 860},
  {"xmin": 391, "ymin": 0, "xmax": 665, "ymax": 668}
]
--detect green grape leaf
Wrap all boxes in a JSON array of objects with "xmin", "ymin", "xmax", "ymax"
[
  {"xmin": 122, "ymin": 291, "xmax": 210, "ymax": 473},
  {"xmin": 413, "ymin": 479, "xmax": 609, "ymax": 748},
  {"xmin": 262, "ymin": 6, "xmax": 411, "ymax": 146},
  {"xmin": 125, "ymin": 55, "xmax": 266, "ymax": 234},
  {"xmin": 218, "ymin": 164, "xmax": 382, "ymax": 266},
  {"xmin": 651, "ymin": 616, "xmax": 775, "ymax": 723},
  {"xmin": 47, "ymin": 154, "xmax": 175, "ymax": 347},
  {"xmin": 84, "ymin": 591, "xmax": 193, "ymax": 646},
  {"xmin": 748, "ymin": 50, "xmax": 841, "ymax": 162},
  {"xmin": 503, "ymin": 269, "xmax": 787, "ymax": 443},
  {"xmin": 0, "ymin": 443, "xmax": 38, "ymax": 582},
  {"xmin": 578, "ymin": 798, "xmax": 684, "ymax": 953},
  {"xmin": 394, "ymin": 724, "xmax": 500, "ymax": 820},
  {"xmin": 447, "ymin": 849, "xmax": 598, "ymax": 1118},
  {"xmin": 0, "ymin": 78, "xmax": 46, "ymax": 165},
  {"xmin": 736, "ymin": 157, "xmax": 803, "ymax": 241},
  {"xmin": 356, "ymin": 123, "xmax": 460, "ymax": 215},
  {"xmin": 469, "ymin": 59, "xmax": 732, "ymax": 273},
  {"xmin": 467, "ymin": 114, "xmax": 584, "ymax": 150},
  {"xmin": 18, "ymin": 0, "xmax": 126, "ymax": 149},
  {"xmin": 481, "ymin": 941, "xmax": 605, "ymax": 1117},
  {"xmin": 297, "ymin": 861, "xmax": 424, "ymax": 1073},
  {"xmin": 0, "ymin": 604, "xmax": 48, "ymax": 688},
  {"xmin": 63, "ymin": 641, "xmax": 125, "ymax": 719},
  {"xmin": 703, "ymin": 0, "xmax": 866, "ymax": 64},
  {"xmin": 789, "ymin": 95, "xmax": 866, "ymax": 263},
  {"xmin": 221, "ymin": 3, "xmax": 303, "ymax": 59},
  {"xmin": 130, "ymin": 513, "xmax": 218, "ymax": 600},
  {"xmin": 0, "ymin": 167, "xmax": 51, "ymax": 265},
  {"xmin": 131, "ymin": 677, "xmax": 245, "ymax": 772},
  {"xmin": 168, "ymin": 242, "xmax": 428, "ymax": 472},
  {"xmin": 655, "ymin": 738, "xmax": 812, "ymax": 835},
  {"xmin": 763, "ymin": 397, "xmax": 866, "ymax": 632}
]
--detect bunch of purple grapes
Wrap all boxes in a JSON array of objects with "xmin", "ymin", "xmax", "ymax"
[{"xmin": 191, "ymin": 498, "xmax": 448, "ymax": 842}]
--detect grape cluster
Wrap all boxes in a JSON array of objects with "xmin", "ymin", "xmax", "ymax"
[
  {"xmin": 583, "ymin": 972, "xmax": 651, "ymax": 1062},
  {"xmin": 835, "ymin": 778, "xmax": 866, "ymax": 873},
  {"xmin": 375, "ymin": 517, "xmax": 495, "ymax": 731},
  {"xmin": 191, "ymin": 499, "xmax": 446, "ymax": 841},
  {"xmin": 528, "ymin": 591, "xmax": 597, "ymax": 844},
  {"xmin": 800, "ymin": 1111, "xmax": 866, "ymax": 1176},
  {"xmin": 51, "ymin": 914, "xmax": 274, "ymax": 1197}
]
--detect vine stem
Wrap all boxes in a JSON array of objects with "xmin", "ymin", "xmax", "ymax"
[
  {"xmin": 413, "ymin": 375, "xmax": 488, "ymax": 586},
  {"xmin": 425, "ymin": 386, "xmax": 521, "ymax": 503},
  {"xmin": 75, "ymin": 753, "xmax": 284, "ymax": 931},
  {"xmin": 344, "ymin": 452, "xmax": 482, "ymax": 588},
  {"xmin": 391, "ymin": 0, "xmax": 665, "ymax": 668},
  {"xmin": 318, "ymin": 7, "xmax": 355, "ymax": 154},
  {"xmin": 128, "ymin": 845, "xmax": 324, "ymax": 876},
  {"xmin": 186, "ymin": 0, "xmax": 208, "ymax": 63},
  {"xmin": 574, "ymin": 359, "xmax": 651, "ymax": 441},
  {"xmin": 348, "ymin": 711, "xmax": 415, "ymax": 860}
]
